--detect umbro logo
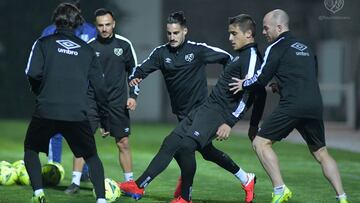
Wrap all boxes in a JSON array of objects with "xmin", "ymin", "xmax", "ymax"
[
  {"xmin": 291, "ymin": 42, "xmax": 307, "ymax": 51},
  {"xmin": 165, "ymin": 58, "xmax": 172, "ymax": 63},
  {"xmin": 56, "ymin": 40, "xmax": 81, "ymax": 49},
  {"xmin": 291, "ymin": 42, "xmax": 309, "ymax": 56},
  {"xmin": 56, "ymin": 40, "xmax": 80, "ymax": 56}
]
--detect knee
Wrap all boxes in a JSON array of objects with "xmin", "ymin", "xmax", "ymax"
[
  {"xmin": 312, "ymin": 147, "xmax": 330, "ymax": 163},
  {"xmin": 200, "ymin": 151, "xmax": 212, "ymax": 161},
  {"xmin": 116, "ymin": 137, "xmax": 130, "ymax": 151},
  {"xmin": 181, "ymin": 144, "xmax": 196, "ymax": 154},
  {"xmin": 252, "ymin": 136, "xmax": 272, "ymax": 153}
]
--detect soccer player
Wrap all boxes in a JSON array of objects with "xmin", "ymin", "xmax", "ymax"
[
  {"xmin": 128, "ymin": 11, "xmax": 266, "ymax": 203},
  {"xmin": 65, "ymin": 8, "xmax": 139, "ymax": 193},
  {"xmin": 121, "ymin": 13, "xmax": 264, "ymax": 203},
  {"xmin": 24, "ymin": 3, "xmax": 109, "ymax": 203},
  {"xmin": 41, "ymin": 0, "xmax": 97, "ymax": 183},
  {"xmin": 229, "ymin": 9, "xmax": 348, "ymax": 203}
]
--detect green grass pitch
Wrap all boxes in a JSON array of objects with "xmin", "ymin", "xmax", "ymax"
[{"xmin": 0, "ymin": 120, "xmax": 359, "ymax": 202}]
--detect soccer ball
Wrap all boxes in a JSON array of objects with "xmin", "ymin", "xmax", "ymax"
[
  {"xmin": 41, "ymin": 162, "xmax": 65, "ymax": 186},
  {"xmin": 12, "ymin": 160, "xmax": 30, "ymax": 185},
  {"xmin": 16, "ymin": 165, "xmax": 30, "ymax": 185},
  {"xmin": 93, "ymin": 178, "xmax": 121, "ymax": 202},
  {"xmin": 0, "ymin": 161, "xmax": 12, "ymax": 167},
  {"xmin": 0, "ymin": 164, "xmax": 18, "ymax": 185},
  {"xmin": 12, "ymin": 160, "xmax": 25, "ymax": 168}
]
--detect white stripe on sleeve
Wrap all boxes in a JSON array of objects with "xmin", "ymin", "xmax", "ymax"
[
  {"xmin": 243, "ymin": 37, "xmax": 285, "ymax": 87},
  {"xmin": 25, "ymin": 40, "xmax": 38, "ymax": 75}
]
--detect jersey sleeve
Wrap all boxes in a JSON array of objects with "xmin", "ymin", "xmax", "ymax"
[
  {"xmin": 199, "ymin": 43, "xmax": 232, "ymax": 66},
  {"xmin": 242, "ymin": 44, "xmax": 281, "ymax": 91},
  {"xmin": 130, "ymin": 47, "xmax": 162, "ymax": 80},
  {"xmin": 25, "ymin": 40, "xmax": 45, "ymax": 95},
  {"xmin": 124, "ymin": 40, "xmax": 139, "ymax": 100}
]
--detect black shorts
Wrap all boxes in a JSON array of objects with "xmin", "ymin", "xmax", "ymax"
[
  {"xmin": 173, "ymin": 105, "xmax": 225, "ymax": 148},
  {"xmin": 24, "ymin": 117, "xmax": 97, "ymax": 159},
  {"xmin": 88, "ymin": 103, "xmax": 130, "ymax": 140},
  {"xmin": 258, "ymin": 111, "xmax": 326, "ymax": 151}
]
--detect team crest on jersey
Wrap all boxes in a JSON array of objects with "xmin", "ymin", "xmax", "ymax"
[
  {"xmin": 165, "ymin": 57, "xmax": 172, "ymax": 63},
  {"xmin": 185, "ymin": 53, "xmax": 194, "ymax": 62},
  {"xmin": 114, "ymin": 48, "xmax": 123, "ymax": 56},
  {"xmin": 95, "ymin": 52, "xmax": 100, "ymax": 57}
]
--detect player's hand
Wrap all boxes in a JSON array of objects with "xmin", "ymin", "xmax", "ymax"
[
  {"xmin": 127, "ymin": 98, "xmax": 137, "ymax": 111},
  {"xmin": 100, "ymin": 128, "xmax": 110, "ymax": 138},
  {"xmin": 216, "ymin": 123, "xmax": 231, "ymax": 141},
  {"xmin": 269, "ymin": 82, "xmax": 279, "ymax": 93},
  {"xmin": 248, "ymin": 125, "xmax": 258, "ymax": 142},
  {"xmin": 129, "ymin": 78, "xmax": 142, "ymax": 87},
  {"xmin": 229, "ymin": 77, "xmax": 245, "ymax": 94}
]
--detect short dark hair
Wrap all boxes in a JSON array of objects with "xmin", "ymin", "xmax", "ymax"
[
  {"xmin": 167, "ymin": 11, "xmax": 186, "ymax": 27},
  {"xmin": 228, "ymin": 14, "xmax": 256, "ymax": 37},
  {"xmin": 52, "ymin": 3, "xmax": 84, "ymax": 29},
  {"xmin": 94, "ymin": 8, "xmax": 115, "ymax": 20}
]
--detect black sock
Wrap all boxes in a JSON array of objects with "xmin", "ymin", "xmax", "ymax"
[
  {"xmin": 177, "ymin": 137, "xmax": 198, "ymax": 202},
  {"xmin": 24, "ymin": 149, "xmax": 43, "ymax": 191},
  {"xmin": 199, "ymin": 142, "xmax": 240, "ymax": 174},
  {"xmin": 85, "ymin": 155, "xmax": 105, "ymax": 199}
]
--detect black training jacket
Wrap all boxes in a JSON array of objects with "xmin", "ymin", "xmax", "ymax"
[
  {"xmin": 131, "ymin": 40, "xmax": 231, "ymax": 118},
  {"xmin": 89, "ymin": 34, "xmax": 138, "ymax": 107},
  {"xmin": 25, "ymin": 28, "xmax": 109, "ymax": 123},
  {"xmin": 242, "ymin": 32, "xmax": 323, "ymax": 119},
  {"xmin": 205, "ymin": 43, "xmax": 266, "ymax": 127}
]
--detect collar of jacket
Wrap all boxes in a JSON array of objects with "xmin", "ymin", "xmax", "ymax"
[
  {"xmin": 97, "ymin": 33, "xmax": 115, "ymax": 44},
  {"xmin": 55, "ymin": 28, "xmax": 76, "ymax": 36},
  {"xmin": 276, "ymin": 31, "xmax": 292, "ymax": 41},
  {"xmin": 236, "ymin": 42, "xmax": 258, "ymax": 52},
  {"xmin": 168, "ymin": 39, "xmax": 188, "ymax": 53}
]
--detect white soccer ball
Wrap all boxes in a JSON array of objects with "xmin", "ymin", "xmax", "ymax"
[{"xmin": 93, "ymin": 178, "xmax": 121, "ymax": 202}]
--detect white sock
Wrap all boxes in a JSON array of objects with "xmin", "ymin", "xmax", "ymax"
[
  {"xmin": 337, "ymin": 193, "xmax": 347, "ymax": 200},
  {"xmin": 96, "ymin": 198, "xmax": 107, "ymax": 203},
  {"xmin": 34, "ymin": 189, "xmax": 44, "ymax": 196},
  {"xmin": 234, "ymin": 168, "xmax": 248, "ymax": 185},
  {"xmin": 72, "ymin": 171, "xmax": 82, "ymax": 186},
  {"xmin": 124, "ymin": 172, "xmax": 134, "ymax": 181},
  {"xmin": 274, "ymin": 185, "xmax": 285, "ymax": 195}
]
